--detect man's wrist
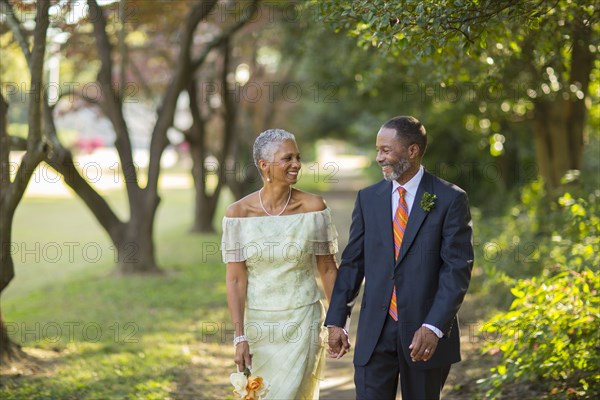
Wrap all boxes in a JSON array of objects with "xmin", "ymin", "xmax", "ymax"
[
  {"xmin": 422, "ymin": 323, "xmax": 443, "ymax": 338},
  {"xmin": 326, "ymin": 325, "xmax": 348, "ymax": 336}
]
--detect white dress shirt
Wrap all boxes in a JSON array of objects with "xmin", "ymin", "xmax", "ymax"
[{"xmin": 391, "ymin": 166, "xmax": 443, "ymax": 338}]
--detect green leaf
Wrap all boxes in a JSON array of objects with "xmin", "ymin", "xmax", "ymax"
[
  {"xmin": 497, "ymin": 364, "xmax": 507, "ymax": 375},
  {"xmin": 510, "ymin": 287, "xmax": 525, "ymax": 298}
]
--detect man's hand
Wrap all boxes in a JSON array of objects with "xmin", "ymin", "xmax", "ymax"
[
  {"xmin": 327, "ymin": 326, "xmax": 351, "ymax": 359},
  {"xmin": 409, "ymin": 326, "xmax": 439, "ymax": 362}
]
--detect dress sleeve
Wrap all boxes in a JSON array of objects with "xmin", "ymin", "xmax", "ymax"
[
  {"xmin": 221, "ymin": 218, "xmax": 246, "ymax": 263},
  {"xmin": 311, "ymin": 209, "xmax": 339, "ymax": 256}
]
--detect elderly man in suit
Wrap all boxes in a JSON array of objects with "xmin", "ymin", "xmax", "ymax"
[{"xmin": 325, "ymin": 116, "xmax": 474, "ymax": 400}]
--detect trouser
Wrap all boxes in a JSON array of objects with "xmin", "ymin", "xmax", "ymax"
[{"xmin": 355, "ymin": 314, "xmax": 451, "ymax": 400}]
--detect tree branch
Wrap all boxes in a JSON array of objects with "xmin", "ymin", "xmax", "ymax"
[
  {"xmin": 8, "ymin": 136, "xmax": 27, "ymax": 151},
  {"xmin": 0, "ymin": 0, "xmax": 32, "ymax": 65},
  {"xmin": 0, "ymin": 92, "xmax": 9, "ymax": 192},
  {"xmin": 4, "ymin": 0, "xmax": 50, "ymax": 213},
  {"xmin": 87, "ymin": 0, "xmax": 139, "ymax": 195},
  {"xmin": 213, "ymin": 38, "xmax": 234, "ymax": 205},
  {"xmin": 190, "ymin": 0, "xmax": 260, "ymax": 72},
  {"xmin": 42, "ymin": 99, "xmax": 125, "ymax": 239},
  {"xmin": 145, "ymin": 0, "xmax": 221, "ymax": 194}
]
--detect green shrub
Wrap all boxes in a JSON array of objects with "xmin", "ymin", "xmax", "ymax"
[
  {"xmin": 550, "ymin": 193, "xmax": 600, "ymax": 274},
  {"xmin": 478, "ymin": 191, "xmax": 600, "ymax": 398},
  {"xmin": 479, "ymin": 269, "xmax": 599, "ymax": 398}
]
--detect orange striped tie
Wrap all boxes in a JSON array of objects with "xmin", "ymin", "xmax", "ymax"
[{"xmin": 389, "ymin": 187, "xmax": 408, "ymax": 321}]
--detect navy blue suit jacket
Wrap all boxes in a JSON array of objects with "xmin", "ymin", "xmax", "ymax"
[{"xmin": 325, "ymin": 171, "xmax": 474, "ymax": 368}]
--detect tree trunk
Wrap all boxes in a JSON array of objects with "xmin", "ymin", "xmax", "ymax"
[
  {"xmin": 0, "ymin": 310, "xmax": 26, "ymax": 366},
  {"xmin": 532, "ymin": 94, "xmax": 591, "ymax": 196},
  {"xmin": 47, "ymin": 147, "xmax": 161, "ymax": 275},
  {"xmin": 226, "ymin": 131, "xmax": 257, "ymax": 200},
  {"xmin": 190, "ymin": 140, "xmax": 217, "ymax": 233},
  {"xmin": 115, "ymin": 192, "xmax": 161, "ymax": 274},
  {"xmin": 0, "ymin": 204, "xmax": 26, "ymax": 364},
  {"xmin": 192, "ymin": 185, "xmax": 219, "ymax": 233},
  {"xmin": 566, "ymin": 20, "xmax": 593, "ymax": 172},
  {"xmin": 0, "ymin": 166, "xmax": 25, "ymax": 364},
  {"xmin": 530, "ymin": 21, "xmax": 593, "ymax": 196},
  {"xmin": 0, "ymin": 0, "xmax": 50, "ymax": 366}
]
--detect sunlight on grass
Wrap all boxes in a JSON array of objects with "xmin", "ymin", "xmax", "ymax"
[{"xmin": 1, "ymin": 187, "xmax": 237, "ymax": 399}]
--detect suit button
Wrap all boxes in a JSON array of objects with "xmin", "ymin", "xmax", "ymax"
[
  {"xmin": 389, "ymin": 273, "xmax": 394, "ymax": 280},
  {"xmin": 381, "ymin": 305, "xmax": 387, "ymax": 310}
]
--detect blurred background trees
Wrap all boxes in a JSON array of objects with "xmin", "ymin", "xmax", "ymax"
[
  {"xmin": 1, "ymin": 0, "xmax": 598, "ymax": 397},
  {"xmin": 318, "ymin": 0, "xmax": 599, "ymax": 396},
  {"xmin": 321, "ymin": 0, "xmax": 598, "ymax": 195}
]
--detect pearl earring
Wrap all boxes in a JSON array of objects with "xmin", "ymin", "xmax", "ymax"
[{"xmin": 267, "ymin": 177, "xmax": 271, "ymax": 182}]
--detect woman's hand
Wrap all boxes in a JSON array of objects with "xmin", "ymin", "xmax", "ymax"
[{"xmin": 234, "ymin": 341, "xmax": 252, "ymax": 371}]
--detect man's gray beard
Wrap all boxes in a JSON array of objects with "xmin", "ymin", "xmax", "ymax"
[{"xmin": 382, "ymin": 160, "xmax": 411, "ymax": 181}]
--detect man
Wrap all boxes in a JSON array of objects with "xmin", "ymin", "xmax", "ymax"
[{"xmin": 325, "ymin": 116, "xmax": 474, "ymax": 400}]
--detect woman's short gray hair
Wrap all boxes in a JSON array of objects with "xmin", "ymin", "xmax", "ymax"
[{"xmin": 253, "ymin": 128, "xmax": 296, "ymax": 168}]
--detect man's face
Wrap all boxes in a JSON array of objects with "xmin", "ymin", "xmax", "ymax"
[{"xmin": 376, "ymin": 127, "xmax": 411, "ymax": 182}]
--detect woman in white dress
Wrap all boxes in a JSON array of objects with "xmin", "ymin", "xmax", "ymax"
[{"xmin": 223, "ymin": 129, "xmax": 339, "ymax": 399}]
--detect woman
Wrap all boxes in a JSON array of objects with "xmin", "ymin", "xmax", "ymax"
[{"xmin": 222, "ymin": 129, "xmax": 339, "ymax": 399}]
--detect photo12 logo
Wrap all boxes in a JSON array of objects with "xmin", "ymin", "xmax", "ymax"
[
  {"xmin": 2, "ymin": 82, "xmax": 140, "ymax": 104},
  {"xmin": 5, "ymin": 321, "xmax": 140, "ymax": 344},
  {"xmin": 5, "ymin": 241, "xmax": 139, "ymax": 264},
  {"xmin": 198, "ymin": 81, "xmax": 339, "ymax": 104}
]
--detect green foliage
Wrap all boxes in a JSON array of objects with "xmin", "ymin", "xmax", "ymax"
[
  {"xmin": 475, "ymin": 178, "xmax": 600, "ymax": 398},
  {"xmin": 468, "ymin": 182, "xmax": 544, "ymax": 309},
  {"xmin": 552, "ymin": 192, "xmax": 600, "ymax": 273},
  {"xmin": 316, "ymin": 0, "xmax": 600, "ymax": 132},
  {"xmin": 286, "ymin": 19, "xmax": 538, "ymax": 210},
  {"xmin": 316, "ymin": 0, "xmax": 599, "ymax": 197},
  {"xmin": 480, "ymin": 269, "xmax": 600, "ymax": 399},
  {"xmin": 319, "ymin": 0, "xmax": 598, "ymax": 65},
  {"xmin": 470, "ymin": 137, "xmax": 600, "ymax": 298}
]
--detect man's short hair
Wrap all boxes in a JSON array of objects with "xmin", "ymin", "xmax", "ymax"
[{"xmin": 382, "ymin": 116, "xmax": 427, "ymax": 157}]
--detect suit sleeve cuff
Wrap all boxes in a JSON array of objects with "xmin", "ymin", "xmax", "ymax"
[{"xmin": 422, "ymin": 323, "xmax": 443, "ymax": 338}]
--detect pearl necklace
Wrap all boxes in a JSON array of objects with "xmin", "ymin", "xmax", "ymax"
[{"xmin": 259, "ymin": 187, "xmax": 292, "ymax": 216}]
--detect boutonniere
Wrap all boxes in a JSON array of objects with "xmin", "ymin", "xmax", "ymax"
[{"xmin": 420, "ymin": 192, "xmax": 437, "ymax": 212}]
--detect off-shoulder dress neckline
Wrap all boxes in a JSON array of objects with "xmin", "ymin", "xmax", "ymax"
[{"xmin": 222, "ymin": 207, "xmax": 331, "ymax": 220}]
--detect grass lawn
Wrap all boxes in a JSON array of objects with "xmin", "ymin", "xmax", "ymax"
[{"xmin": 1, "ymin": 187, "xmax": 239, "ymax": 400}]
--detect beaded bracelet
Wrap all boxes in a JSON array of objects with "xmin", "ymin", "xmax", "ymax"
[{"xmin": 233, "ymin": 335, "xmax": 248, "ymax": 347}]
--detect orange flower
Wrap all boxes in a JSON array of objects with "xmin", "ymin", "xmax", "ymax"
[
  {"xmin": 230, "ymin": 369, "xmax": 269, "ymax": 400},
  {"xmin": 247, "ymin": 376, "xmax": 264, "ymax": 391},
  {"xmin": 243, "ymin": 390, "xmax": 257, "ymax": 400}
]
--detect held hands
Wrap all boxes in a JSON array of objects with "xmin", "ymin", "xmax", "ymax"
[
  {"xmin": 409, "ymin": 326, "xmax": 439, "ymax": 362},
  {"xmin": 327, "ymin": 326, "xmax": 351, "ymax": 359},
  {"xmin": 234, "ymin": 341, "xmax": 252, "ymax": 372}
]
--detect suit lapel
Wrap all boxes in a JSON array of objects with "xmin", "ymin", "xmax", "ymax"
[
  {"xmin": 395, "ymin": 171, "xmax": 433, "ymax": 267},
  {"xmin": 375, "ymin": 180, "xmax": 394, "ymax": 260}
]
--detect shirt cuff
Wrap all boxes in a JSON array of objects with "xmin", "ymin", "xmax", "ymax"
[
  {"xmin": 422, "ymin": 323, "xmax": 443, "ymax": 338},
  {"xmin": 326, "ymin": 325, "xmax": 348, "ymax": 336}
]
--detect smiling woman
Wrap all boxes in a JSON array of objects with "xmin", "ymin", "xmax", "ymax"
[{"xmin": 221, "ymin": 128, "xmax": 340, "ymax": 399}]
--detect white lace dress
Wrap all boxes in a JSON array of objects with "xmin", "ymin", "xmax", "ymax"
[{"xmin": 222, "ymin": 208, "xmax": 338, "ymax": 400}]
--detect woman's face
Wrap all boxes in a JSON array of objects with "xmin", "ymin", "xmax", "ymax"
[{"xmin": 263, "ymin": 139, "xmax": 301, "ymax": 184}]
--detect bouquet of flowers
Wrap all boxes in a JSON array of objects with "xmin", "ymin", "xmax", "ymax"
[{"xmin": 230, "ymin": 367, "xmax": 270, "ymax": 400}]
